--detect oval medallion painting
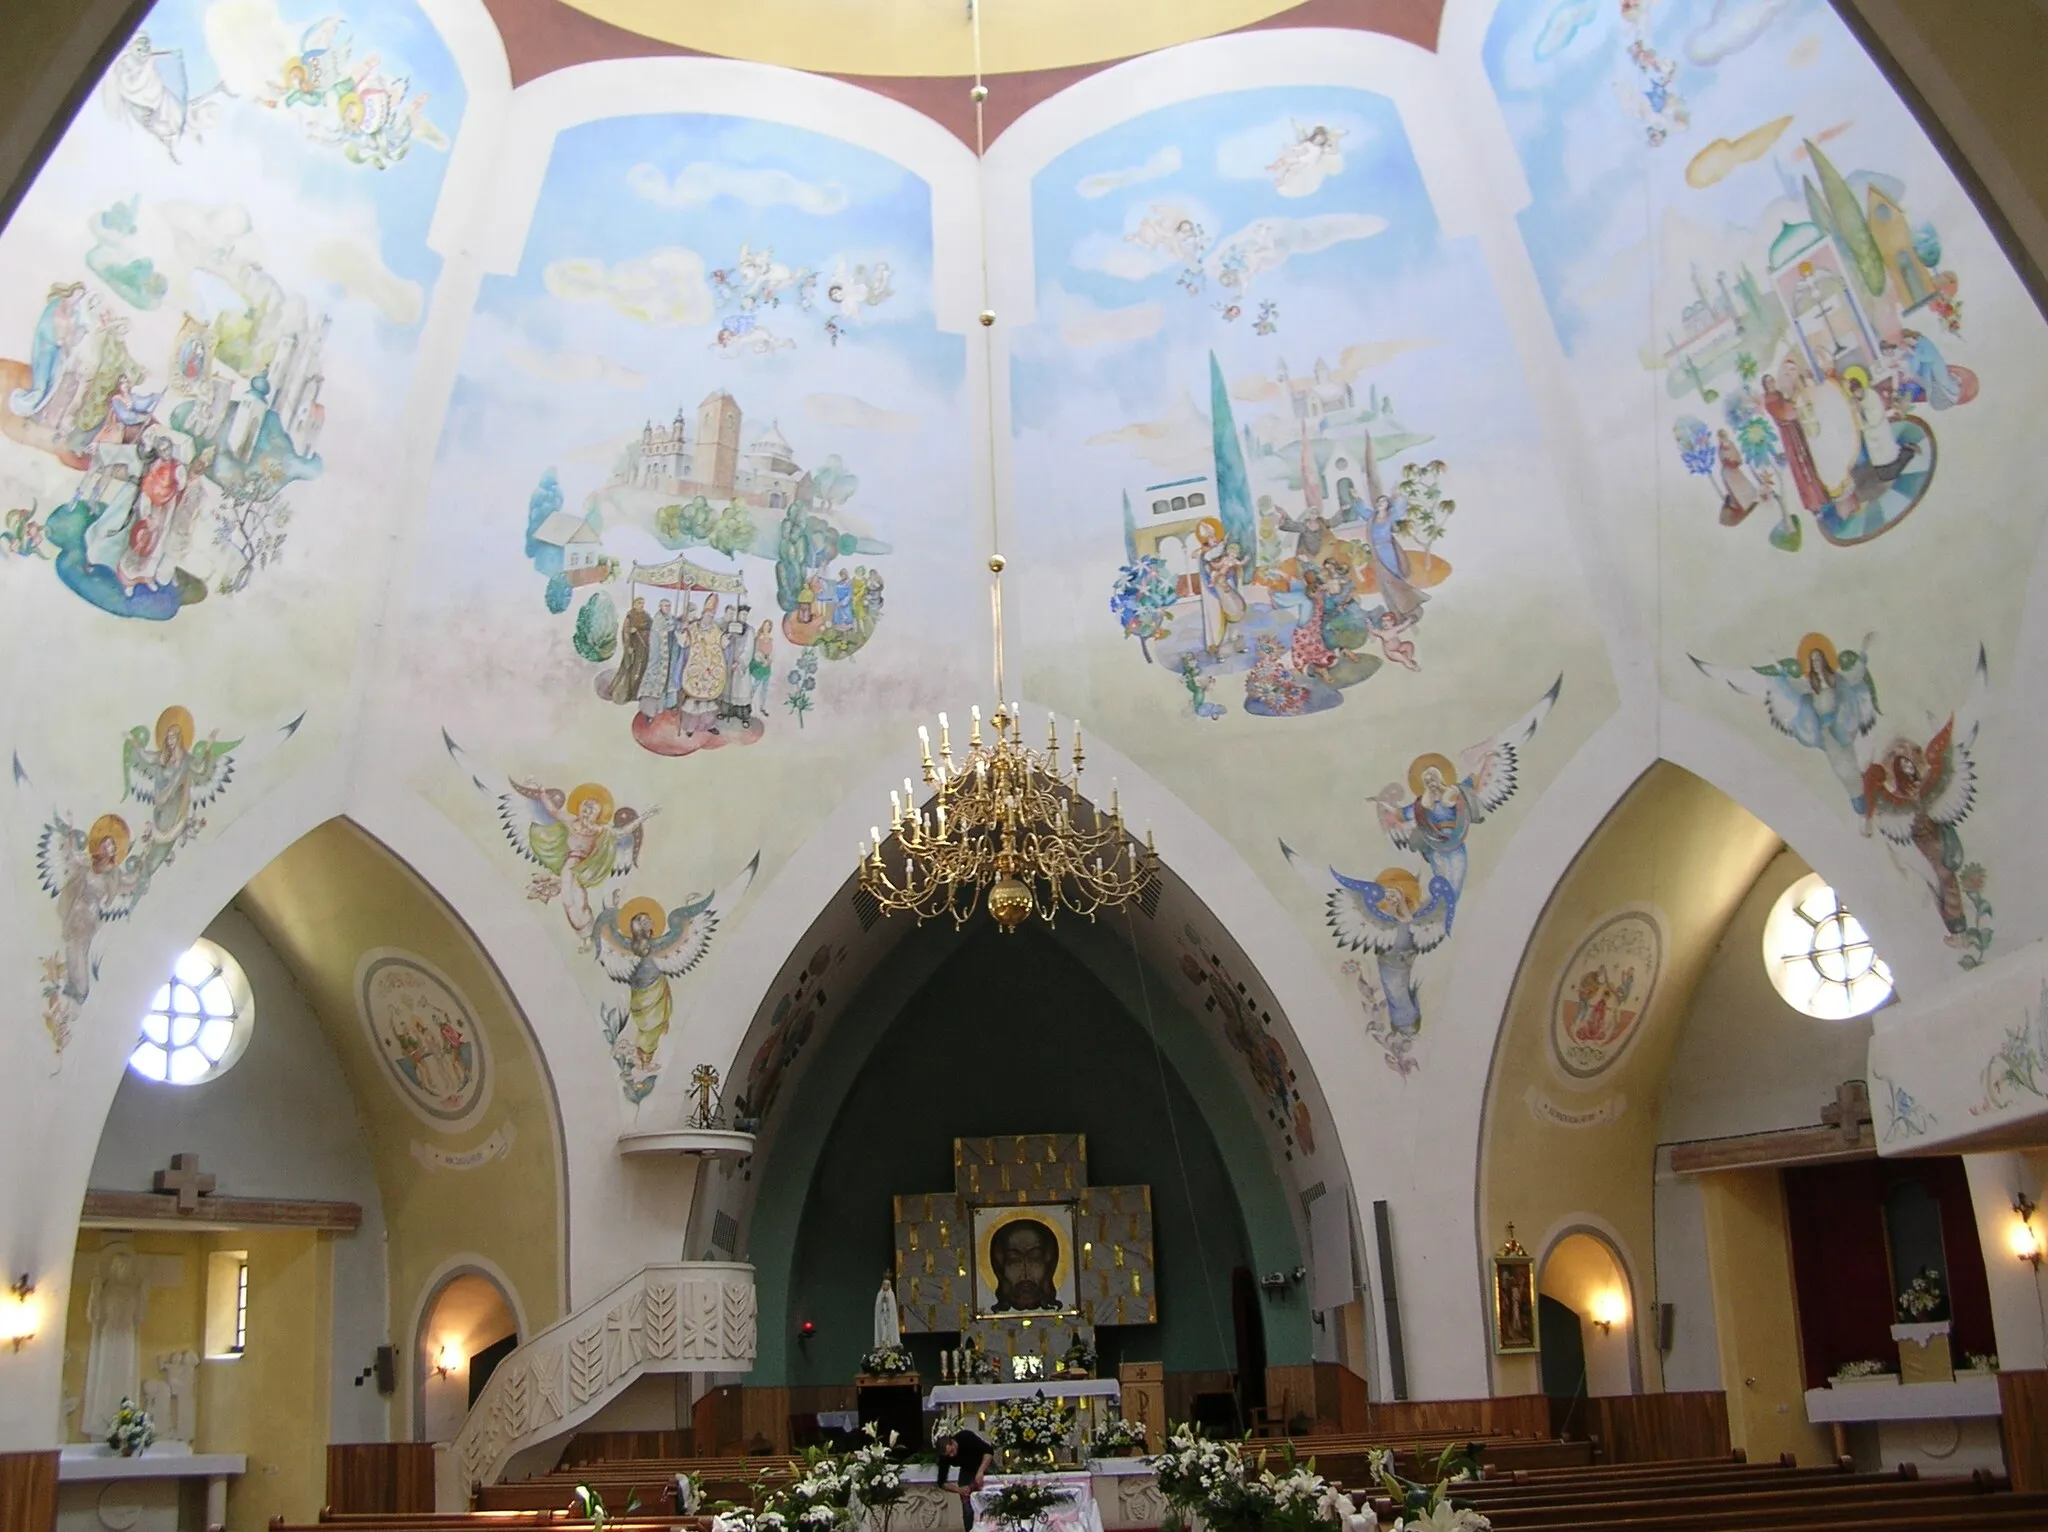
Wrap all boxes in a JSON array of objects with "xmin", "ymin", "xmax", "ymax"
[
  {"xmin": 355, "ymin": 949, "xmax": 492, "ymax": 1131},
  {"xmin": 1550, "ymin": 911, "xmax": 1663, "ymax": 1081}
]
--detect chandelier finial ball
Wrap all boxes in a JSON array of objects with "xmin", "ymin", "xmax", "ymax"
[
  {"xmin": 971, "ymin": 84, "xmax": 989, "ymax": 103},
  {"xmin": 979, "ymin": 309, "xmax": 997, "ymax": 327},
  {"xmin": 988, "ymin": 875, "xmax": 1033, "ymax": 930},
  {"xmin": 988, "ymin": 553, "xmax": 1005, "ymax": 574}
]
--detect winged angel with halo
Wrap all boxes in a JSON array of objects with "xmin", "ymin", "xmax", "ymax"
[
  {"xmin": 497, "ymin": 779, "xmax": 654, "ymax": 946},
  {"xmin": 1285, "ymin": 677, "xmax": 1561, "ymax": 1071},
  {"xmin": 123, "ymin": 705, "xmax": 238, "ymax": 874},
  {"xmin": 593, "ymin": 857, "xmax": 759, "ymax": 1104},
  {"xmin": 1691, "ymin": 633, "xmax": 1879, "ymax": 812}
]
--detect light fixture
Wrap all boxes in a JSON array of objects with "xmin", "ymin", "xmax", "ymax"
[
  {"xmin": 852, "ymin": 0, "xmax": 1158, "ymax": 934},
  {"xmin": 1590, "ymin": 1290, "xmax": 1628, "ymax": 1336},
  {"xmin": 4, "ymin": 1275, "xmax": 34, "ymax": 1353},
  {"xmin": 2013, "ymin": 1193, "xmax": 2042, "ymax": 1271},
  {"xmin": 432, "ymin": 1340, "xmax": 459, "ymax": 1379}
]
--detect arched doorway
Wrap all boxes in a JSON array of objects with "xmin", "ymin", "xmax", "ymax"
[
  {"xmin": 1538, "ymin": 1230, "xmax": 1639, "ymax": 1401},
  {"xmin": 415, "ymin": 1268, "xmax": 520, "ymax": 1443}
]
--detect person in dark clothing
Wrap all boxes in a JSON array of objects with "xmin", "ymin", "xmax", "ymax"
[{"xmin": 934, "ymin": 1427, "xmax": 993, "ymax": 1529}]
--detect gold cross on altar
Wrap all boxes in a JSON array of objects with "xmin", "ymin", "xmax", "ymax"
[{"xmin": 152, "ymin": 1153, "xmax": 217, "ymax": 1214}]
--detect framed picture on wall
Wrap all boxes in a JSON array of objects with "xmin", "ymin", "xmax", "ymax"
[
  {"xmin": 972, "ymin": 1203, "xmax": 1077, "ymax": 1317},
  {"xmin": 1492, "ymin": 1228, "xmax": 1539, "ymax": 1355}
]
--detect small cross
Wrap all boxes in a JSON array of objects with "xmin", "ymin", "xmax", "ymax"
[
  {"xmin": 152, "ymin": 1153, "xmax": 217, "ymax": 1214},
  {"xmin": 1818, "ymin": 1080, "xmax": 1874, "ymax": 1149}
]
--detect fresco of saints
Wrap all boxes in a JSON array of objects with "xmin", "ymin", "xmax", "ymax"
[
  {"xmin": 1692, "ymin": 632, "xmax": 1880, "ymax": 812},
  {"xmin": 37, "ymin": 811, "xmax": 152, "ymax": 1018},
  {"xmin": 497, "ymin": 779, "xmax": 652, "ymax": 944},
  {"xmin": 122, "ymin": 705, "xmax": 238, "ymax": 874},
  {"xmin": 101, "ymin": 32, "xmax": 225, "ymax": 162},
  {"xmin": 1371, "ymin": 677, "xmax": 1562, "ymax": 904}
]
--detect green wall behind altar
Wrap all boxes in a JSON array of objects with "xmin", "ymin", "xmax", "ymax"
[{"xmin": 753, "ymin": 920, "xmax": 1309, "ymax": 1388}]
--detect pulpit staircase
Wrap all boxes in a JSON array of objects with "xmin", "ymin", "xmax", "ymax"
[{"xmin": 441, "ymin": 1261, "xmax": 756, "ymax": 1508}]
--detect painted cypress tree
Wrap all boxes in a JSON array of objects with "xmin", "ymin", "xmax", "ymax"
[
  {"xmin": 1807, "ymin": 139, "xmax": 1886, "ymax": 297},
  {"xmin": 1208, "ymin": 351, "xmax": 1256, "ymax": 559}
]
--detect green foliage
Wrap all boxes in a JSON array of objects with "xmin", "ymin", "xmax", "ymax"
[
  {"xmin": 525, "ymin": 469, "xmax": 563, "ymax": 563},
  {"xmin": 544, "ymin": 571, "xmax": 572, "ymax": 614},
  {"xmin": 574, "ymin": 590, "xmax": 619, "ymax": 662},
  {"xmin": 709, "ymin": 500, "xmax": 758, "ymax": 558},
  {"xmin": 1808, "ymin": 139, "xmax": 1886, "ymax": 296},
  {"xmin": 656, "ymin": 495, "xmax": 717, "ymax": 548},
  {"xmin": 783, "ymin": 647, "xmax": 818, "ymax": 727}
]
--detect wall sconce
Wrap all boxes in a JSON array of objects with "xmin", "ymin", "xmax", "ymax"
[
  {"xmin": 432, "ymin": 1340, "xmax": 459, "ymax": 1379},
  {"xmin": 797, "ymin": 1320, "xmax": 816, "ymax": 1349},
  {"xmin": 2012, "ymin": 1193, "xmax": 2042, "ymax": 1271},
  {"xmin": 4, "ymin": 1275, "xmax": 34, "ymax": 1353},
  {"xmin": 1590, "ymin": 1290, "xmax": 1628, "ymax": 1337}
]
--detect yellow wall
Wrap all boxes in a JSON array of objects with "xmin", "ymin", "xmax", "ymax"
[
  {"xmin": 1481, "ymin": 764, "xmax": 1781, "ymax": 1396},
  {"xmin": 240, "ymin": 820, "xmax": 565, "ymax": 1437},
  {"xmin": 64, "ymin": 1228, "xmax": 333, "ymax": 1532},
  {"xmin": 1698, "ymin": 1170, "xmax": 1833, "ymax": 1465}
]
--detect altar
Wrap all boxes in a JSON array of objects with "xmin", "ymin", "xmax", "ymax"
[
  {"xmin": 899, "ymin": 1461, "xmax": 1163, "ymax": 1532},
  {"xmin": 926, "ymin": 1379, "xmax": 1123, "ymax": 1451},
  {"xmin": 57, "ymin": 1443, "xmax": 245, "ymax": 1532}
]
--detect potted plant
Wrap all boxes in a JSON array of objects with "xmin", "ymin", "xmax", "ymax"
[
  {"xmin": 859, "ymin": 1346, "xmax": 915, "ymax": 1381},
  {"xmin": 989, "ymin": 1393, "xmax": 1077, "ymax": 1470},
  {"xmin": 106, "ymin": 1398, "xmax": 155, "ymax": 1458},
  {"xmin": 1891, "ymin": 1266, "xmax": 1953, "ymax": 1385}
]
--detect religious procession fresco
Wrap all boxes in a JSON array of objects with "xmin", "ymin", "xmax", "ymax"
[
  {"xmin": 1014, "ymin": 85, "xmax": 1542, "ymax": 724},
  {"xmin": 1694, "ymin": 633, "xmax": 1992, "ymax": 966},
  {"xmin": 1283, "ymin": 679, "xmax": 1561, "ymax": 1073},
  {"xmin": 1548, "ymin": 909, "xmax": 1664, "ymax": 1082},
  {"xmin": 354, "ymin": 948, "xmax": 491, "ymax": 1131},
  {"xmin": 417, "ymin": 108, "xmax": 959, "ymax": 773},
  {"xmin": 443, "ymin": 733, "xmax": 761, "ymax": 1104},
  {"xmin": 0, "ymin": 0, "xmax": 462, "ymax": 621},
  {"xmin": 21, "ymin": 704, "xmax": 303, "ymax": 1051}
]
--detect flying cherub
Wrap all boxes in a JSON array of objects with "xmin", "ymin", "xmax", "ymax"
[
  {"xmin": 593, "ymin": 856, "xmax": 760, "ymax": 1076},
  {"xmin": 1692, "ymin": 633, "xmax": 1880, "ymax": 812},
  {"xmin": 1372, "ymin": 676, "xmax": 1562, "ymax": 905},
  {"xmin": 1266, "ymin": 122, "xmax": 1348, "ymax": 197},
  {"xmin": 1126, "ymin": 205, "xmax": 1209, "ymax": 267},
  {"xmin": 1282, "ymin": 850, "xmax": 1452, "ymax": 1044},
  {"xmin": 825, "ymin": 260, "xmax": 895, "ymax": 320},
  {"xmin": 1860, "ymin": 647, "xmax": 1989, "ymax": 954},
  {"xmin": 497, "ymin": 779, "xmax": 653, "ymax": 945}
]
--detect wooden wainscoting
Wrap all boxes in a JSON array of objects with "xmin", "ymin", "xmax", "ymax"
[
  {"xmin": 1583, "ymin": 1392, "xmax": 1732, "ymax": 1463},
  {"xmin": 0, "ymin": 1450, "xmax": 56, "ymax": 1532},
  {"xmin": 1360, "ymin": 1394, "xmax": 1553, "ymax": 1439},
  {"xmin": 327, "ymin": 1443, "xmax": 437, "ymax": 1513},
  {"xmin": 1999, "ymin": 1369, "xmax": 2048, "ymax": 1493}
]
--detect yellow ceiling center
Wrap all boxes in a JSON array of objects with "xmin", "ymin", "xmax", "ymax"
[{"xmin": 559, "ymin": 0, "xmax": 1312, "ymax": 78}]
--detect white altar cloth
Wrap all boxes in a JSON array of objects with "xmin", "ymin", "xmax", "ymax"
[
  {"xmin": 926, "ymin": 1380, "xmax": 1121, "ymax": 1409},
  {"xmin": 972, "ymin": 1472, "xmax": 1104, "ymax": 1532}
]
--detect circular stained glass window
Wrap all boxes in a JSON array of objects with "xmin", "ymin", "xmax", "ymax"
[
  {"xmin": 1762, "ymin": 873, "xmax": 1894, "ymax": 1021},
  {"xmin": 129, "ymin": 940, "xmax": 254, "ymax": 1086}
]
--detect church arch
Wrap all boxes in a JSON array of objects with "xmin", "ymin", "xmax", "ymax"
[
  {"xmin": 409, "ymin": 1257, "xmax": 526, "ymax": 1442},
  {"xmin": 1534, "ymin": 1222, "xmax": 1643, "ymax": 1398}
]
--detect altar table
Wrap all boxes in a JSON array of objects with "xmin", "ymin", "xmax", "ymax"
[
  {"xmin": 58, "ymin": 1443, "xmax": 246, "ymax": 1532},
  {"xmin": 972, "ymin": 1473, "xmax": 1104, "ymax": 1532},
  {"xmin": 925, "ymin": 1380, "xmax": 1121, "ymax": 1409}
]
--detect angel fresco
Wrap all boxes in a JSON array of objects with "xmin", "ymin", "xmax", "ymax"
[
  {"xmin": 123, "ymin": 706, "xmax": 238, "ymax": 873},
  {"xmin": 102, "ymin": 32, "xmax": 229, "ymax": 163},
  {"xmin": 1284, "ymin": 850, "xmax": 1453, "ymax": 1074},
  {"xmin": 37, "ymin": 812, "xmax": 152, "ymax": 1036},
  {"xmin": 593, "ymin": 856, "xmax": 759, "ymax": 1104},
  {"xmin": 1860, "ymin": 656, "xmax": 1992, "ymax": 966},
  {"xmin": 496, "ymin": 779, "xmax": 653, "ymax": 946},
  {"xmin": 1266, "ymin": 123, "xmax": 1347, "ymax": 198},
  {"xmin": 259, "ymin": 17, "xmax": 447, "ymax": 169},
  {"xmin": 1693, "ymin": 633, "xmax": 1880, "ymax": 812},
  {"xmin": 1372, "ymin": 677, "xmax": 1562, "ymax": 905}
]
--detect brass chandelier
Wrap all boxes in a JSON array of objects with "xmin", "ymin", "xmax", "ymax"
[{"xmin": 855, "ymin": 3, "xmax": 1158, "ymax": 933}]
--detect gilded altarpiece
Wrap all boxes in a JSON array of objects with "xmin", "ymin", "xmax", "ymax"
[{"xmin": 891, "ymin": 1134, "xmax": 1156, "ymax": 1369}]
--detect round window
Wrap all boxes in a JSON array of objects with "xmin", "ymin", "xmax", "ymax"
[
  {"xmin": 129, "ymin": 940, "xmax": 255, "ymax": 1085},
  {"xmin": 1762, "ymin": 873, "xmax": 1894, "ymax": 1020}
]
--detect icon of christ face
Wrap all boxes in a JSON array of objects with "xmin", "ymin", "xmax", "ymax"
[{"xmin": 991, "ymin": 1218, "xmax": 1058, "ymax": 1312}]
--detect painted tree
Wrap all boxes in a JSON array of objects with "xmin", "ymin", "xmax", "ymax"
[
  {"xmin": 1208, "ymin": 352, "xmax": 1257, "ymax": 558},
  {"xmin": 1110, "ymin": 556, "xmax": 1178, "ymax": 662},
  {"xmin": 544, "ymin": 571, "xmax": 572, "ymax": 614},
  {"xmin": 1808, "ymin": 140, "xmax": 1886, "ymax": 297},
  {"xmin": 525, "ymin": 470, "xmax": 563, "ymax": 573},
  {"xmin": 574, "ymin": 590, "xmax": 619, "ymax": 662},
  {"xmin": 708, "ymin": 501, "xmax": 756, "ymax": 559}
]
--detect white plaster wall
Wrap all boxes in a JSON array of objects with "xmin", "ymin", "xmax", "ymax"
[
  {"xmin": 1651, "ymin": 1150, "xmax": 1721, "ymax": 1393},
  {"xmin": 87, "ymin": 904, "xmax": 391, "ymax": 1443}
]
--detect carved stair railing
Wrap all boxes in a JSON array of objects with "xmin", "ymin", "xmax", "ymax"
[{"xmin": 441, "ymin": 1260, "xmax": 756, "ymax": 1506}]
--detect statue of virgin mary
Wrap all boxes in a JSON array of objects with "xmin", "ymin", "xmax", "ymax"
[{"xmin": 873, "ymin": 1271, "xmax": 901, "ymax": 1350}]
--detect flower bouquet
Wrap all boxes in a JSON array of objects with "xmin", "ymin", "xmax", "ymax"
[
  {"xmin": 989, "ymin": 1392, "xmax": 1077, "ymax": 1465},
  {"xmin": 1896, "ymin": 1267, "xmax": 1948, "ymax": 1322},
  {"xmin": 860, "ymin": 1345, "xmax": 915, "ymax": 1378},
  {"xmin": 1054, "ymin": 1336, "xmax": 1096, "ymax": 1379},
  {"xmin": 105, "ymin": 1398, "xmax": 155, "ymax": 1457},
  {"xmin": 1087, "ymin": 1417, "xmax": 1148, "ymax": 1459},
  {"xmin": 981, "ymin": 1478, "xmax": 1074, "ymax": 1532}
]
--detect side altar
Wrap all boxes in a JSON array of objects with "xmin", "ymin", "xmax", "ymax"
[{"xmin": 889, "ymin": 1135, "xmax": 1156, "ymax": 1445}]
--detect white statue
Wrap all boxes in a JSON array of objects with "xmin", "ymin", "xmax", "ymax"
[
  {"xmin": 156, "ymin": 1350, "xmax": 197, "ymax": 1441},
  {"xmin": 81, "ymin": 1239, "xmax": 144, "ymax": 1437},
  {"xmin": 873, "ymin": 1271, "xmax": 901, "ymax": 1350}
]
